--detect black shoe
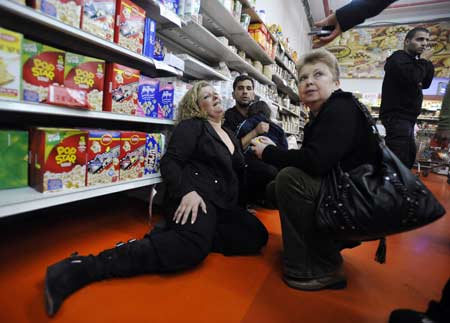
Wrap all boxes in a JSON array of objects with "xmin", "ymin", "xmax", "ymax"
[
  {"xmin": 45, "ymin": 253, "xmax": 99, "ymax": 316},
  {"xmin": 389, "ymin": 309, "xmax": 437, "ymax": 323},
  {"xmin": 282, "ymin": 270, "xmax": 347, "ymax": 291}
]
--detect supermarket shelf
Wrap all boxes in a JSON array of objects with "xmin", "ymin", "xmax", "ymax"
[
  {"xmin": 273, "ymin": 74, "xmax": 300, "ymax": 102},
  {"xmin": 0, "ymin": 100, "xmax": 176, "ymax": 126},
  {"xmin": 0, "ymin": 174, "xmax": 162, "ymax": 218},
  {"xmin": 0, "ymin": 1, "xmax": 181, "ymax": 77},
  {"xmin": 133, "ymin": 0, "xmax": 182, "ymax": 28},
  {"xmin": 159, "ymin": 20, "xmax": 274, "ymax": 85},
  {"xmin": 177, "ymin": 54, "xmax": 231, "ymax": 81},
  {"xmin": 240, "ymin": 0, "xmax": 277, "ymax": 43},
  {"xmin": 285, "ymin": 130, "xmax": 300, "ymax": 136},
  {"xmin": 275, "ymin": 55, "xmax": 298, "ymax": 82},
  {"xmin": 201, "ymin": 0, "xmax": 273, "ymax": 65},
  {"xmin": 277, "ymin": 105, "xmax": 301, "ymax": 118}
]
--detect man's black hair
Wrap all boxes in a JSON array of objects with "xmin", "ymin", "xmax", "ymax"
[
  {"xmin": 232, "ymin": 75, "xmax": 255, "ymax": 91},
  {"xmin": 248, "ymin": 101, "xmax": 271, "ymax": 119},
  {"xmin": 405, "ymin": 27, "xmax": 430, "ymax": 41}
]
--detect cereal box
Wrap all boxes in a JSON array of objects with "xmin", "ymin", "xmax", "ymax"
[
  {"xmin": 64, "ymin": 52, "xmax": 105, "ymax": 111},
  {"xmin": 144, "ymin": 133, "xmax": 165, "ymax": 175},
  {"xmin": 143, "ymin": 18, "xmax": 156, "ymax": 59},
  {"xmin": 119, "ymin": 131, "xmax": 146, "ymax": 181},
  {"xmin": 0, "ymin": 28, "xmax": 23, "ymax": 101},
  {"xmin": 157, "ymin": 79, "xmax": 174, "ymax": 119},
  {"xmin": 0, "ymin": 130, "xmax": 28, "ymax": 189},
  {"xmin": 22, "ymin": 39, "xmax": 65, "ymax": 103},
  {"xmin": 153, "ymin": 37, "xmax": 165, "ymax": 61},
  {"xmin": 86, "ymin": 130, "xmax": 120, "ymax": 186},
  {"xmin": 29, "ymin": 128, "xmax": 87, "ymax": 192},
  {"xmin": 35, "ymin": 0, "xmax": 83, "ymax": 28},
  {"xmin": 114, "ymin": 0, "xmax": 145, "ymax": 54},
  {"xmin": 47, "ymin": 84, "xmax": 87, "ymax": 108},
  {"xmin": 81, "ymin": 0, "xmax": 116, "ymax": 41},
  {"xmin": 136, "ymin": 75, "xmax": 159, "ymax": 117},
  {"xmin": 103, "ymin": 63, "xmax": 140, "ymax": 115}
]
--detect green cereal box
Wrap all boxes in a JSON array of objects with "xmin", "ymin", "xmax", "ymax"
[
  {"xmin": 64, "ymin": 52, "xmax": 105, "ymax": 111},
  {"xmin": 22, "ymin": 38, "xmax": 65, "ymax": 103},
  {"xmin": 29, "ymin": 128, "xmax": 87, "ymax": 192},
  {"xmin": 0, "ymin": 28, "xmax": 23, "ymax": 101},
  {"xmin": 0, "ymin": 130, "xmax": 28, "ymax": 189}
]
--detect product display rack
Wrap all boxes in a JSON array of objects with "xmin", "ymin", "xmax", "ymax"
[
  {"xmin": 0, "ymin": 0, "xmax": 181, "ymax": 217},
  {"xmin": 0, "ymin": 174, "xmax": 162, "ymax": 218},
  {"xmin": 176, "ymin": 54, "xmax": 231, "ymax": 81},
  {"xmin": 272, "ymin": 74, "xmax": 300, "ymax": 103},
  {"xmin": 133, "ymin": 0, "xmax": 182, "ymax": 28}
]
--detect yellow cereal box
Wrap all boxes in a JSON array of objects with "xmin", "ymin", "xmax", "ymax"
[{"xmin": 0, "ymin": 28, "xmax": 23, "ymax": 101}]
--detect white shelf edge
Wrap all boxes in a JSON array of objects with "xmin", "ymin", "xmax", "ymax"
[
  {"xmin": 0, "ymin": 100, "xmax": 176, "ymax": 125},
  {"xmin": 176, "ymin": 54, "xmax": 231, "ymax": 81},
  {"xmin": 0, "ymin": 174, "xmax": 163, "ymax": 218}
]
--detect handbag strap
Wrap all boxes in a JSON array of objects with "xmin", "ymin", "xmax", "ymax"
[{"xmin": 350, "ymin": 96, "xmax": 384, "ymax": 146}]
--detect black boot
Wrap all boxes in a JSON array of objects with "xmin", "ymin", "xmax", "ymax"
[{"xmin": 45, "ymin": 238, "xmax": 159, "ymax": 316}]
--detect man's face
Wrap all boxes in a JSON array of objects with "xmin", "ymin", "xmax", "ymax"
[
  {"xmin": 233, "ymin": 80, "xmax": 255, "ymax": 107},
  {"xmin": 405, "ymin": 31, "xmax": 430, "ymax": 56}
]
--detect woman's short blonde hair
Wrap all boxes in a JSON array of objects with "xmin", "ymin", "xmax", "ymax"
[
  {"xmin": 297, "ymin": 48, "xmax": 340, "ymax": 81},
  {"xmin": 176, "ymin": 81, "xmax": 211, "ymax": 122}
]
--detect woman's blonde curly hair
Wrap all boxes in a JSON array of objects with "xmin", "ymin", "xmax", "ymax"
[{"xmin": 176, "ymin": 81, "xmax": 211, "ymax": 123}]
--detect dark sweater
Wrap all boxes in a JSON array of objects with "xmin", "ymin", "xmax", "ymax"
[
  {"xmin": 223, "ymin": 107, "xmax": 246, "ymax": 134},
  {"xmin": 336, "ymin": 0, "xmax": 397, "ymax": 32},
  {"xmin": 380, "ymin": 50, "xmax": 434, "ymax": 121},
  {"xmin": 262, "ymin": 90, "xmax": 379, "ymax": 177}
]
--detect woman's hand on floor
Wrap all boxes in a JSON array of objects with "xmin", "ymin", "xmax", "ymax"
[{"xmin": 174, "ymin": 191, "xmax": 207, "ymax": 225}]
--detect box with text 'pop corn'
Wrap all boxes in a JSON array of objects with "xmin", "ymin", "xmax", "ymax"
[
  {"xmin": 86, "ymin": 130, "xmax": 121, "ymax": 186},
  {"xmin": 22, "ymin": 39, "xmax": 65, "ymax": 103},
  {"xmin": 29, "ymin": 128, "xmax": 87, "ymax": 192},
  {"xmin": 81, "ymin": 0, "xmax": 116, "ymax": 41},
  {"xmin": 119, "ymin": 131, "xmax": 146, "ymax": 181},
  {"xmin": 157, "ymin": 79, "xmax": 174, "ymax": 119},
  {"xmin": 136, "ymin": 75, "xmax": 159, "ymax": 117},
  {"xmin": 144, "ymin": 133, "xmax": 165, "ymax": 175},
  {"xmin": 64, "ymin": 52, "xmax": 105, "ymax": 111},
  {"xmin": 103, "ymin": 63, "xmax": 140, "ymax": 115},
  {"xmin": 114, "ymin": 0, "xmax": 145, "ymax": 54},
  {"xmin": 35, "ymin": 0, "xmax": 83, "ymax": 28}
]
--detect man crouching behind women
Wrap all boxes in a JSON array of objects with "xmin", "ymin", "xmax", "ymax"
[
  {"xmin": 251, "ymin": 49, "xmax": 379, "ymax": 290},
  {"xmin": 44, "ymin": 81, "xmax": 268, "ymax": 316}
]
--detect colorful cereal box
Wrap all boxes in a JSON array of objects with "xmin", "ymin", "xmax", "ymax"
[
  {"xmin": 136, "ymin": 75, "xmax": 159, "ymax": 117},
  {"xmin": 157, "ymin": 80, "xmax": 174, "ymax": 119},
  {"xmin": 119, "ymin": 131, "xmax": 146, "ymax": 181},
  {"xmin": 0, "ymin": 130, "xmax": 28, "ymax": 189},
  {"xmin": 22, "ymin": 39, "xmax": 65, "ymax": 103},
  {"xmin": 47, "ymin": 84, "xmax": 87, "ymax": 108},
  {"xmin": 0, "ymin": 28, "xmax": 23, "ymax": 101},
  {"xmin": 35, "ymin": 0, "xmax": 83, "ymax": 28},
  {"xmin": 86, "ymin": 130, "xmax": 121, "ymax": 186},
  {"xmin": 29, "ymin": 128, "xmax": 87, "ymax": 192},
  {"xmin": 81, "ymin": 0, "xmax": 116, "ymax": 41},
  {"xmin": 64, "ymin": 52, "xmax": 105, "ymax": 111},
  {"xmin": 144, "ymin": 133, "xmax": 164, "ymax": 175},
  {"xmin": 103, "ymin": 63, "xmax": 140, "ymax": 115},
  {"xmin": 143, "ymin": 18, "xmax": 156, "ymax": 59},
  {"xmin": 114, "ymin": 0, "xmax": 145, "ymax": 54}
]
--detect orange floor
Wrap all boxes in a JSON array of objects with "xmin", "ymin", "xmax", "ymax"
[{"xmin": 0, "ymin": 173, "xmax": 449, "ymax": 323}]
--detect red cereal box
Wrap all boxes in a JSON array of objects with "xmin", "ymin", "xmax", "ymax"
[
  {"xmin": 81, "ymin": 0, "xmax": 116, "ymax": 41},
  {"xmin": 47, "ymin": 84, "xmax": 87, "ymax": 108},
  {"xmin": 22, "ymin": 39, "xmax": 65, "ymax": 103},
  {"xmin": 29, "ymin": 128, "xmax": 87, "ymax": 192},
  {"xmin": 119, "ymin": 131, "xmax": 146, "ymax": 181},
  {"xmin": 64, "ymin": 52, "xmax": 105, "ymax": 111},
  {"xmin": 103, "ymin": 63, "xmax": 140, "ymax": 115},
  {"xmin": 86, "ymin": 130, "xmax": 121, "ymax": 186},
  {"xmin": 114, "ymin": 0, "xmax": 145, "ymax": 54}
]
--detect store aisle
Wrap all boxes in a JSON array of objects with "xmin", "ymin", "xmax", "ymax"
[{"xmin": 0, "ymin": 174, "xmax": 449, "ymax": 323}]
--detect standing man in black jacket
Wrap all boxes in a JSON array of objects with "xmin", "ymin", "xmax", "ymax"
[{"xmin": 380, "ymin": 27, "xmax": 434, "ymax": 169}]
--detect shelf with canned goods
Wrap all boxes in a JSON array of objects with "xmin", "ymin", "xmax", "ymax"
[
  {"xmin": 0, "ymin": 173, "xmax": 162, "ymax": 218},
  {"xmin": 272, "ymin": 74, "xmax": 300, "ymax": 102},
  {"xmin": 158, "ymin": 19, "xmax": 274, "ymax": 86},
  {"xmin": 275, "ymin": 55, "xmax": 298, "ymax": 82},
  {"xmin": 0, "ymin": 100, "xmax": 176, "ymax": 126},
  {"xmin": 200, "ymin": 0, "xmax": 274, "ymax": 65},
  {"xmin": 176, "ymin": 54, "xmax": 231, "ymax": 81},
  {"xmin": 272, "ymin": 101, "xmax": 301, "ymax": 118},
  {"xmin": 0, "ymin": 0, "xmax": 181, "ymax": 78}
]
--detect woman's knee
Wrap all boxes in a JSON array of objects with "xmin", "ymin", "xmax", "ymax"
[{"xmin": 274, "ymin": 167, "xmax": 321, "ymax": 201}]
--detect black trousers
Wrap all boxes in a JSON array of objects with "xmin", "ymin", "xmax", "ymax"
[
  {"xmin": 245, "ymin": 158, "xmax": 278, "ymax": 203},
  {"xmin": 140, "ymin": 200, "xmax": 269, "ymax": 273},
  {"xmin": 382, "ymin": 116, "xmax": 417, "ymax": 169}
]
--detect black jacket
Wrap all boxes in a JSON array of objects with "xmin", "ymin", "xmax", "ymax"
[
  {"xmin": 336, "ymin": 0, "xmax": 397, "ymax": 32},
  {"xmin": 380, "ymin": 50, "xmax": 435, "ymax": 121},
  {"xmin": 262, "ymin": 90, "xmax": 379, "ymax": 176},
  {"xmin": 160, "ymin": 118, "xmax": 246, "ymax": 209},
  {"xmin": 223, "ymin": 106, "xmax": 246, "ymax": 134}
]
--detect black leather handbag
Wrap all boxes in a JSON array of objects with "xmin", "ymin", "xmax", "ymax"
[{"xmin": 316, "ymin": 96, "xmax": 446, "ymax": 262}]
